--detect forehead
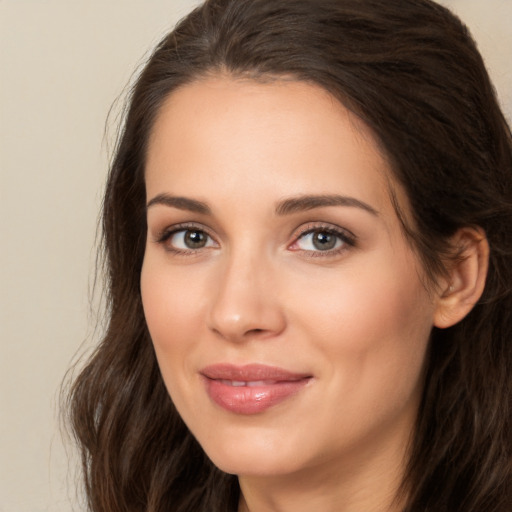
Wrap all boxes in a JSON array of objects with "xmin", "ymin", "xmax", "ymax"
[{"xmin": 145, "ymin": 76, "xmax": 402, "ymax": 219}]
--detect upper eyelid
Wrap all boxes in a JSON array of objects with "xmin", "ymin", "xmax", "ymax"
[
  {"xmin": 293, "ymin": 222, "xmax": 356, "ymax": 241},
  {"xmin": 154, "ymin": 222, "xmax": 216, "ymax": 243},
  {"xmin": 152, "ymin": 220, "xmax": 356, "ymax": 247}
]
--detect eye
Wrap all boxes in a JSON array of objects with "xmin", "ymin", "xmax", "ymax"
[
  {"xmin": 296, "ymin": 230, "xmax": 342, "ymax": 251},
  {"xmin": 158, "ymin": 227, "xmax": 217, "ymax": 252},
  {"xmin": 290, "ymin": 225, "xmax": 355, "ymax": 255}
]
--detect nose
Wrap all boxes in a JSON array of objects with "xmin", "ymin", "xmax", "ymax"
[{"xmin": 207, "ymin": 251, "xmax": 286, "ymax": 342}]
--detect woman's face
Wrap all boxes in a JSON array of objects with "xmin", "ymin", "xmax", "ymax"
[{"xmin": 141, "ymin": 77, "xmax": 439, "ymax": 478}]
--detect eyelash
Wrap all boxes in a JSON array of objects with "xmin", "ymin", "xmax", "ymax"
[
  {"xmin": 154, "ymin": 222, "xmax": 356, "ymax": 257},
  {"xmin": 155, "ymin": 223, "xmax": 217, "ymax": 255},
  {"xmin": 290, "ymin": 223, "xmax": 356, "ymax": 258}
]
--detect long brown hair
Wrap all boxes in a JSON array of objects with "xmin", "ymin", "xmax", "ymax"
[{"xmin": 68, "ymin": 1, "xmax": 512, "ymax": 510}]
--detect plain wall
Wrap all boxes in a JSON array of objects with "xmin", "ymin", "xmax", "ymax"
[{"xmin": 0, "ymin": 1, "xmax": 510, "ymax": 511}]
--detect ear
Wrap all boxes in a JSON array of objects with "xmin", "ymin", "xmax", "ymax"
[{"xmin": 434, "ymin": 227, "xmax": 489, "ymax": 329}]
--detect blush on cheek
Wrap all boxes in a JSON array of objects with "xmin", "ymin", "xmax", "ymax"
[
  {"xmin": 142, "ymin": 264, "xmax": 205, "ymax": 334},
  {"xmin": 301, "ymin": 267, "xmax": 432, "ymax": 387}
]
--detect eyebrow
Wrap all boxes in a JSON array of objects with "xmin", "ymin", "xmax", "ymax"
[
  {"xmin": 146, "ymin": 193, "xmax": 378, "ymax": 217},
  {"xmin": 146, "ymin": 194, "xmax": 211, "ymax": 215},
  {"xmin": 275, "ymin": 194, "xmax": 379, "ymax": 216}
]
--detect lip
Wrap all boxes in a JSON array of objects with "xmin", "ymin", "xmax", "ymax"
[{"xmin": 200, "ymin": 364, "xmax": 312, "ymax": 415}]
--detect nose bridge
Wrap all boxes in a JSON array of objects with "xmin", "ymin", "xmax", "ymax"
[{"xmin": 208, "ymin": 244, "xmax": 285, "ymax": 341}]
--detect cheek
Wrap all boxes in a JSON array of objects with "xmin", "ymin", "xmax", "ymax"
[
  {"xmin": 295, "ymin": 261, "xmax": 432, "ymax": 341},
  {"xmin": 290, "ymin": 254, "xmax": 434, "ymax": 404},
  {"xmin": 140, "ymin": 259, "xmax": 208, "ymax": 361},
  {"xmin": 140, "ymin": 259, "xmax": 212, "ymax": 420}
]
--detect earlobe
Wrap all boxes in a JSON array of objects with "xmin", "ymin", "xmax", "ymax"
[{"xmin": 433, "ymin": 227, "xmax": 489, "ymax": 329}]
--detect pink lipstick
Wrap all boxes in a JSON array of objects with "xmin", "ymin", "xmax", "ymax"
[{"xmin": 200, "ymin": 364, "xmax": 312, "ymax": 415}]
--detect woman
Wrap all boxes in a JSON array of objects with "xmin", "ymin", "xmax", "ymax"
[{"xmin": 68, "ymin": 0, "xmax": 512, "ymax": 511}]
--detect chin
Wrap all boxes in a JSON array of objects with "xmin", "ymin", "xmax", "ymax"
[
  {"xmin": 208, "ymin": 450, "xmax": 302, "ymax": 477},
  {"xmin": 195, "ymin": 424, "xmax": 315, "ymax": 477}
]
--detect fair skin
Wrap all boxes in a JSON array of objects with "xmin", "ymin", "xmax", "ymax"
[{"xmin": 140, "ymin": 77, "xmax": 488, "ymax": 512}]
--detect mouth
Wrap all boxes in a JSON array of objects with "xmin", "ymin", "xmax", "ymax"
[
  {"xmin": 217, "ymin": 379, "xmax": 284, "ymax": 387},
  {"xmin": 200, "ymin": 364, "xmax": 313, "ymax": 415}
]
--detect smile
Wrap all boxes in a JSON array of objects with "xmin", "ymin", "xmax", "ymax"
[
  {"xmin": 200, "ymin": 364, "xmax": 312, "ymax": 415},
  {"xmin": 219, "ymin": 379, "xmax": 280, "ymax": 387}
]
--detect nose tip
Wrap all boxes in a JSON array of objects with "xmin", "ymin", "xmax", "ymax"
[
  {"xmin": 207, "ymin": 262, "xmax": 286, "ymax": 342},
  {"xmin": 210, "ymin": 300, "xmax": 285, "ymax": 341}
]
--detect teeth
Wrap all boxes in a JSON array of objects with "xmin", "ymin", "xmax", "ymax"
[
  {"xmin": 219, "ymin": 379, "xmax": 277, "ymax": 387},
  {"xmin": 247, "ymin": 380, "xmax": 270, "ymax": 387}
]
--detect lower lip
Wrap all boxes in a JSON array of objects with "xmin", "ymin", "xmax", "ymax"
[{"xmin": 203, "ymin": 377, "xmax": 311, "ymax": 415}]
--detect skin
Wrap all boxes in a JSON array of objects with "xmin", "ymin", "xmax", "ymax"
[{"xmin": 141, "ymin": 77, "xmax": 448, "ymax": 512}]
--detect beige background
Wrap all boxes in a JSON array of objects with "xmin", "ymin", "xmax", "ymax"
[{"xmin": 0, "ymin": 1, "xmax": 510, "ymax": 511}]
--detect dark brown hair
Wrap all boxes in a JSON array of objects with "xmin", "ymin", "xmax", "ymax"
[{"xmin": 68, "ymin": 0, "xmax": 512, "ymax": 510}]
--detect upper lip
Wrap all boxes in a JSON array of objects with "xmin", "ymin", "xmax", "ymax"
[{"xmin": 200, "ymin": 363, "xmax": 311, "ymax": 382}]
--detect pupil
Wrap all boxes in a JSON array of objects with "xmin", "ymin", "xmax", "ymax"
[
  {"xmin": 313, "ymin": 231, "xmax": 336, "ymax": 250},
  {"xmin": 185, "ymin": 230, "xmax": 207, "ymax": 248}
]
